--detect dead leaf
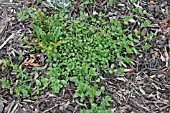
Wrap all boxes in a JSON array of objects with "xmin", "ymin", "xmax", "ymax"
[
  {"xmin": 160, "ymin": 14, "xmax": 170, "ymax": 40},
  {"xmin": 150, "ymin": 0, "xmax": 154, "ymax": 5},
  {"xmin": 165, "ymin": 20, "xmax": 170, "ymax": 29},
  {"xmin": 23, "ymin": 54, "xmax": 41, "ymax": 67},
  {"xmin": 165, "ymin": 29, "xmax": 170, "ymax": 40},
  {"xmin": 164, "ymin": 15, "xmax": 170, "ymax": 40},
  {"xmin": 149, "ymin": 75, "xmax": 156, "ymax": 78},
  {"xmin": 124, "ymin": 69, "xmax": 136, "ymax": 75},
  {"xmin": 30, "ymin": 54, "xmax": 35, "ymax": 59},
  {"xmin": 29, "ymin": 63, "xmax": 41, "ymax": 67},
  {"xmin": 141, "ymin": 28, "xmax": 147, "ymax": 36},
  {"xmin": 158, "ymin": 13, "xmax": 170, "ymax": 48}
]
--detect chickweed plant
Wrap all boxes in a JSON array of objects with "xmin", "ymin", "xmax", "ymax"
[{"xmin": 1, "ymin": 0, "xmax": 153, "ymax": 112}]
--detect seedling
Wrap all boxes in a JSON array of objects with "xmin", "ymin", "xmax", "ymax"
[
  {"xmin": 1, "ymin": 59, "xmax": 10, "ymax": 71},
  {"xmin": 1, "ymin": 78, "xmax": 10, "ymax": 89}
]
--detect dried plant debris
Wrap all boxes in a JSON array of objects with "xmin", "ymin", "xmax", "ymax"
[{"xmin": 23, "ymin": 54, "xmax": 41, "ymax": 67}]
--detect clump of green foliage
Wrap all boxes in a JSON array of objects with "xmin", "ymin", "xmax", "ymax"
[{"xmin": 1, "ymin": 0, "xmax": 153, "ymax": 112}]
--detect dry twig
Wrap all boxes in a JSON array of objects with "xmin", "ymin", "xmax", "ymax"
[{"xmin": 0, "ymin": 33, "xmax": 15, "ymax": 50}]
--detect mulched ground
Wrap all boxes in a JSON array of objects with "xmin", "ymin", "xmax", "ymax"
[{"xmin": 0, "ymin": 0, "xmax": 170, "ymax": 113}]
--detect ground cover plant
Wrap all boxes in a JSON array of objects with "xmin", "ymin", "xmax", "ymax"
[{"xmin": 2, "ymin": 0, "xmax": 169, "ymax": 112}]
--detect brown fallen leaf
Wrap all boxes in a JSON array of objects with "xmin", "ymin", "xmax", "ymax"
[
  {"xmin": 149, "ymin": 75, "xmax": 156, "ymax": 78},
  {"xmin": 165, "ymin": 16, "xmax": 170, "ymax": 40},
  {"xmin": 26, "ymin": 62, "xmax": 41, "ymax": 67},
  {"xmin": 159, "ymin": 14, "xmax": 170, "ymax": 40},
  {"xmin": 141, "ymin": 28, "xmax": 148, "ymax": 36},
  {"xmin": 165, "ymin": 29, "xmax": 170, "ymax": 40},
  {"xmin": 150, "ymin": 0, "xmax": 154, "ymax": 5},
  {"xmin": 23, "ymin": 54, "xmax": 41, "ymax": 67},
  {"xmin": 165, "ymin": 20, "xmax": 170, "ymax": 29},
  {"xmin": 162, "ymin": 15, "xmax": 170, "ymax": 40},
  {"xmin": 124, "ymin": 69, "xmax": 136, "ymax": 76}
]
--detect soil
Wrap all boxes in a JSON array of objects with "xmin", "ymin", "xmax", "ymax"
[{"xmin": 0, "ymin": 0, "xmax": 170, "ymax": 113}]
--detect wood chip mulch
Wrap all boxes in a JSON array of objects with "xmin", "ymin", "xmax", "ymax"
[{"xmin": 0, "ymin": 0, "xmax": 170, "ymax": 113}]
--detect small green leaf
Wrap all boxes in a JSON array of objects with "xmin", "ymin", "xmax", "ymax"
[
  {"xmin": 1, "ymin": 78, "xmax": 10, "ymax": 89},
  {"xmin": 34, "ymin": 71, "xmax": 39, "ymax": 79},
  {"xmin": 21, "ymin": 89, "xmax": 29, "ymax": 97},
  {"xmin": 35, "ymin": 79, "xmax": 41, "ymax": 86},
  {"xmin": 95, "ymin": 91, "xmax": 101, "ymax": 96},
  {"xmin": 142, "ymin": 44, "xmax": 151, "ymax": 50},
  {"xmin": 111, "ymin": 64, "xmax": 115, "ymax": 69},
  {"xmin": 124, "ymin": 57, "xmax": 130, "ymax": 63},
  {"xmin": 69, "ymin": 77, "xmax": 78, "ymax": 82},
  {"xmin": 100, "ymin": 86, "xmax": 105, "ymax": 93}
]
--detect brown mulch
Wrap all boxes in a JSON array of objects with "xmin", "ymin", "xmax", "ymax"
[{"xmin": 0, "ymin": 0, "xmax": 170, "ymax": 113}]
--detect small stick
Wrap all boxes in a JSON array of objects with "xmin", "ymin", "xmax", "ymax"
[
  {"xmin": 0, "ymin": 33, "xmax": 15, "ymax": 50},
  {"xmin": 1, "ymin": 3, "xmax": 18, "ymax": 5},
  {"xmin": 42, "ymin": 104, "xmax": 59, "ymax": 113}
]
